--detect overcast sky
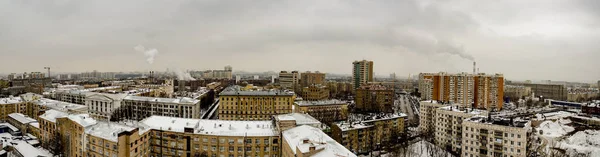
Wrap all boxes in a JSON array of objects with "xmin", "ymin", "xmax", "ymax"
[{"xmin": 0, "ymin": 0, "xmax": 598, "ymax": 82}]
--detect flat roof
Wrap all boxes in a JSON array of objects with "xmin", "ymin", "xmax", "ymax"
[
  {"xmin": 67, "ymin": 114, "xmax": 98, "ymax": 127},
  {"xmin": 275, "ymin": 113, "xmax": 321, "ymax": 126},
  {"xmin": 465, "ymin": 116, "xmax": 531, "ymax": 128},
  {"xmin": 220, "ymin": 85, "xmax": 294, "ymax": 96},
  {"xmin": 283, "ymin": 125, "xmax": 356, "ymax": 157},
  {"xmin": 31, "ymin": 98, "xmax": 88, "ymax": 112},
  {"xmin": 39, "ymin": 109, "xmax": 69, "ymax": 123},
  {"xmin": 0, "ymin": 133, "xmax": 52, "ymax": 157},
  {"xmin": 86, "ymin": 122, "xmax": 137, "ymax": 142},
  {"xmin": 8, "ymin": 113, "xmax": 37, "ymax": 124},
  {"xmin": 140, "ymin": 116, "xmax": 277, "ymax": 137},
  {"xmin": 0, "ymin": 96, "xmax": 23, "ymax": 105},
  {"xmin": 123, "ymin": 96, "xmax": 199, "ymax": 104},
  {"xmin": 295, "ymin": 99, "xmax": 347, "ymax": 106}
]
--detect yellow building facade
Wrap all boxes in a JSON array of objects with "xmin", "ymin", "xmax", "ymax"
[{"xmin": 219, "ymin": 85, "xmax": 295, "ymax": 120}]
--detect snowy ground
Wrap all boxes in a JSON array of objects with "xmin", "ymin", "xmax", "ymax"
[
  {"xmin": 538, "ymin": 118, "xmax": 574, "ymax": 138},
  {"xmin": 556, "ymin": 130, "xmax": 600, "ymax": 157},
  {"xmin": 378, "ymin": 140, "xmax": 453, "ymax": 157}
]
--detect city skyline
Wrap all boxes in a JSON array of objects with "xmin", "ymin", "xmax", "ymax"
[{"xmin": 1, "ymin": 0, "xmax": 599, "ymax": 83}]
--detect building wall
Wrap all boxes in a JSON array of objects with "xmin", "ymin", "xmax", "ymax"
[
  {"xmin": 355, "ymin": 85, "xmax": 393, "ymax": 113},
  {"xmin": 0, "ymin": 102, "xmax": 26, "ymax": 121},
  {"xmin": 56, "ymin": 117, "xmax": 86, "ymax": 157},
  {"xmin": 219, "ymin": 95, "xmax": 294, "ymax": 120},
  {"xmin": 300, "ymin": 85, "xmax": 329, "ymax": 101},
  {"xmin": 279, "ymin": 71, "xmax": 299, "ymax": 90},
  {"xmin": 352, "ymin": 60, "xmax": 373, "ymax": 89},
  {"xmin": 300, "ymin": 72, "xmax": 326, "ymax": 87},
  {"xmin": 434, "ymin": 107, "xmax": 485, "ymax": 154},
  {"xmin": 461, "ymin": 121, "xmax": 528, "ymax": 157},
  {"xmin": 520, "ymin": 83, "xmax": 567, "ymax": 101},
  {"xmin": 419, "ymin": 72, "xmax": 504, "ymax": 111},
  {"xmin": 332, "ymin": 117, "xmax": 404, "ymax": 154},
  {"xmin": 294, "ymin": 103, "xmax": 348, "ymax": 123},
  {"xmin": 418, "ymin": 101, "xmax": 445, "ymax": 134},
  {"xmin": 121, "ymin": 99, "xmax": 201, "ymax": 121}
]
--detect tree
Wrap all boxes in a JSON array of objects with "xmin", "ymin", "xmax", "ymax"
[{"xmin": 47, "ymin": 132, "xmax": 65, "ymax": 157}]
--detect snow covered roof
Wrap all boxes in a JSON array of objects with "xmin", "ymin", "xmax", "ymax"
[
  {"xmin": 31, "ymin": 98, "xmax": 88, "ymax": 112},
  {"xmin": 557, "ymin": 130, "xmax": 600, "ymax": 156},
  {"xmin": 275, "ymin": 113, "xmax": 321, "ymax": 126},
  {"xmin": 334, "ymin": 121, "xmax": 373, "ymax": 131},
  {"xmin": 0, "ymin": 133, "xmax": 52, "ymax": 157},
  {"xmin": 295, "ymin": 99, "xmax": 347, "ymax": 106},
  {"xmin": 438, "ymin": 105, "xmax": 486, "ymax": 115},
  {"xmin": 220, "ymin": 85, "xmax": 294, "ymax": 96},
  {"xmin": 140, "ymin": 116, "xmax": 277, "ymax": 137},
  {"xmin": 283, "ymin": 125, "xmax": 356, "ymax": 157},
  {"xmin": 86, "ymin": 122, "xmax": 137, "ymax": 142},
  {"xmin": 29, "ymin": 122, "xmax": 39, "ymax": 129},
  {"xmin": 466, "ymin": 116, "xmax": 531, "ymax": 128},
  {"xmin": 0, "ymin": 123, "xmax": 19, "ymax": 132},
  {"xmin": 0, "ymin": 96, "xmax": 23, "ymax": 104},
  {"xmin": 537, "ymin": 118, "xmax": 574, "ymax": 138},
  {"xmin": 67, "ymin": 114, "xmax": 97, "ymax": 127},
  {"xmin": 123, "ymin": 96, "xmax": 200, "ymax": 104},
  {"xmin": 8, "ymin": 113, "xmax": 37, "ymax": 124},
  {"xmin": 39, "ymin": 109, "xmax": 69, "ymax": 123}
]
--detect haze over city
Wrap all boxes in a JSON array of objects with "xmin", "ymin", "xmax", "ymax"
[{"xmin": 0, "ymin": 0, "xmax": 599, "ymax": 82}]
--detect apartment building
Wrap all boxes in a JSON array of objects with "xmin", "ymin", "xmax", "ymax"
[
  {"xmin": 419, "ymin": 72, "xmax": 504, "ymax": 111},
  {"xmin": 514, "ymin": 83, "xmax": 568, "ymax": 101},
  {"xmin": 120, "ymin": 96, "xmax": 201, "ymax": 121},
  {"xmin": 300, "ymin": 84, "xmax": 329, "ymax": 101},
  {"xmin": 434, "ymin": 106, "xmax": 487, "ymax": 154},
  {"xmin": 294, "ymin": 99, "xmax": 348, "ymax": 123},
  {"xmin": 273, "ymin": 113, "xmax": 322, "ymax": 131},
  {"xmin": 355, "ymin": 83, "xmax": 394, "ymax": 113},
  {"xmin": 54, "ymin": 90, "xmax": 90, "ymax": 105},
  {"xmin": 331, "ymin": 113, "xmax": 406, "ymax": 154},
  {"xmin": 279, "ymin": 71, "xmax": 300, "ymax": 90},
  {"xmin": 419, "ymin": 101, "xmax": 447, "ymax": 134},
  {"xmin": 0, "ymin": 96, "xmax": 27, "ymax": 121},
  {"xmin": 300, "ymin": 71, "xmax": 326, "ymax": 87},
  {"xmin": 38, "ymin": 109, "xmax": 69, "ymax": 147},
  {"xmin": 7, "ymin": 113, "xmax": 38, "ymax": 135},
  {"xmin": 461, "ymin": 116, "xmax": 530, "ymax": 157},
  {"xmin": 504, "ymin": 85, "xmax": 532, "ymax": 99},
  {"xmin": 352, "ymin": 60, "xmax": 373, "ymax": 89},
  {"xmin": 282, "ymin": 125, "xmax": 356, "ymax": 157},
  {"xmin": 219, "ymin": 85, "xmax": 295, "ymax": 120}
]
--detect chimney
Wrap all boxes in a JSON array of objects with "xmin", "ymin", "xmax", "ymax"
[{"xmin": 303, "ymin": 139, "xmax": 310, "ymax": 144}]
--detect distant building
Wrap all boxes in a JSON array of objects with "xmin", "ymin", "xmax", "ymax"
[
  {"xmin": 354, "ymin": 83, "xmax": 394, "ymax": 113},
  {"xmin": 419, "ymin": 72, "xmax": 504, "ymax": 111},
  {"xmin": 294, "ymin": 99, "xmax": 349, "ymax": 123},
  {"xmin": 331, "ymin": 113, "xmax": 406, "ymax": 154},
  {"xmin": 219, "ymin": 85, "xmax": 295, "ymax": 120},
  {"xmin": 518, "ymin": 83, "xmax": 567, "ymax": 100},
  {"xmin": 300, "ymin": 84, "xmax": 329, "ymax": 101},
  {"xmin": 279, "ymin": 71, "xmax": 300, "ymax": 90},
  {"xmin": 300, "ymin": 71, "xmax": 326, "ymax": 87},
  {"xmin": 273, "ymin": 113, "xmax": 322, "ymax": 131},
  {"xmin": 352, "ymin": 60, "xmax": 373, "ymax": 89},
  {"xmin": 504, "ymin": 85, "xmax": 532, "ymax": 99}
]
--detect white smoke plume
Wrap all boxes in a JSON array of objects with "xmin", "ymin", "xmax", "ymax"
[
  {"xmin": 133, "ymin": 45, "xmax": 159, "ymax": 64},
  {"xmin": 172, "ymin": 69, "xmax": 196, "ymax": 81}
]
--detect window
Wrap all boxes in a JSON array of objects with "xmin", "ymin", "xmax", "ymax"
[
  {"xmin": 246, "ymin": 139, "xmax": 252, "ymax": 144},
  {"xmin": 203, "ymin": 138, "xmax": 208, "ymax": 142},
  {"xmin": 255, "ymin": 139, "xmax": 260, "ymax": 144},
  {"xmin": 212, "ymin": 146, "xmax": 217, "ymax": 151}
]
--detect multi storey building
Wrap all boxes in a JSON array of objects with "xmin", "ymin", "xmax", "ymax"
[
  {"xmin": 39, "ymin": 109, "xmax": 69, "ymax": 147},
  {"xmin": 273, "ymin": 113, "xmax": 322, "ymax": 131},
  {"xmin": 85, "ymin": 93, "xmax": 127, "ymax": 120},
  {"xmin": 504, "ymin": 85, "xmax": 532, "ymax": 99},
  {"xmin": 219, "ymin": 85, "xmax": 295, "ymax": 120},
  {"xmin": 516, "ymin": 83, "xmax": 567, "ymax": 101},
  {"xmin": 355, "ymin": 83, "xmax": 394, "ymax": 113},
  {"xmin": 331, "ymin": 113, "xmax": 406, "ymax": 154},
  {"xmin": 119, "ymin": 96, "xmax": 201, "ymax": 121},
  {"xmin": 434, "ymin": 106, "xmax": 486, "ymax": 154},
  {"xmin": 0, "ymin": 96, "xmax": 27, "ymax": 121},
  {"xmin": 282, "ymin": 125, "xmax": 356, "ymax": 157},
  {"xmin": 461, "ymin": 116, "xmax": 530, "ymax": 157},
  {"xmin": 352, "ymin": 60, "xmax": 373, "ymax": 89},
  {"xmin": 419, "ymin": 72, "xmax": 504, "ymax": 111},
  {"xmin": 294, "ymin": 99, "xmax": 348, "ymax": 123},
  {"xmin": 418, "ymin": 101, "xmax": 447, "ymax": 134},
  {"xmin": 300, "ymin": 71, "xmax": 326, "ymax": 87},
  {"xmin": 300, "ymin": 84, "xmax": 329, "ymax": 101},
  {"xmin": 279, "ymin": 71, "xmax": 300, "ymax": 90}
]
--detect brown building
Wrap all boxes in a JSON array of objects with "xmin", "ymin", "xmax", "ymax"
[
  {"xmin": 294, "ymin": 100, "xmax": 349, "ymax": 123},
  {"xmin": 331, "ymin": 113, "xmax": 406, "ymax": 154},
  {"xmin": 300, "ymin": 71, "xmax": 326, "ymax": 87},
  {"xmin": 300, "ymin": 84, "xmax": 329, "ymax": 101},
  {"xmin": 519, "ymin": 83, "xmax": 568, "ymax": 101},
  {"xmin": 355, "ymin": 84, "xmax": 394, "ymax": 113},
  {"xmin": 219, "ymin": 85, "xmax": 295, "ymax": 120},
  {"xmin": 419, "ymin": 72, "xmax": 504, "ymax": 111}
]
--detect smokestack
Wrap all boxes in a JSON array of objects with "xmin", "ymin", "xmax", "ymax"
[{"xmin": 473, "ymin": 62, "xmax": 476, "ymax": 75}]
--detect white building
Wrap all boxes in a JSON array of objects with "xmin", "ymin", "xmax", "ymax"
[
  {"xmin": 461, "ymin": 116, "xmax": 530, "ymax": 157},
  {"xmin": 282, "ymin": 125, "xmax": 356, "ymax": 157},
  {"xmin": 120, "ymin": 96, "xmax": 201, "ymax": 120},
  {"xmin": 85, "ymin": 93, "xmax": 127, "ymax": 120},
  {"xmin": 434, "ymin": 105, "xmax": 486, "ymax": 154}
]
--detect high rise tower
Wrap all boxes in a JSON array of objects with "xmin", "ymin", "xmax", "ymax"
[{"xmin": 352, "ymin": 60, "xmax": 374, "ymax": 89}]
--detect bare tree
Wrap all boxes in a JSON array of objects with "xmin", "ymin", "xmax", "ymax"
[{"xmin": 47, "ymin": 132, "xmax": 65, "ymax": 157}]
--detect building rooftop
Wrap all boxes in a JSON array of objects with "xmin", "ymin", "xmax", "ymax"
[
  {"xmin": 85, "ymin": 122, "xmax": 137, "ymax": 142},
  {"xmin": 39, "ymin": 109, "xmax": 69, "ymax": 123},
  {"xmin": 438, "ymin": 105, "xmax": 486, "ymax": 115},
  {"xmin": 8, "ymin": 113, "xmax": 37, "ymax": 124},
  {"xmin": 67, "ymin": 114, "xmax": 98, "ymax": 127},
  {"xmin": 295, "ymin": 99, "xmax": 347, "ymax": 106},
  {"xmin": 140, "ymin": 116, "xmax": 278, "ymax": 137},
  {"xmin": 357, "ymin": 83, "xmax": 390, "ymax": 90},
  {"xmin": 0, "ymin": 96, "xmax": 23, "ymax": 105},
  {"xmin": 220, "ymin": 85, "xmax": 294, "ymax": 96},
  {"xmin": 283, "ymin": 125, "xmax": 356, "ymax": 157},
  {"xmin": 337, "ymin": 113, "xmax": 407, "ymax": 131},
  {"xmin": 31, "ymin": 98, "xmax": 88, "ymax": 112},
  {"xmin": 465, "ymin": 116, "xmax": 531, "ymax": 128},
  {"xmin": 123, "ymin": 96, "xmax": 200, "ymax": 104},
  {"xmin": 275, "ymin": 113, "xmax": 322, "ymax": 126},
  {"xmin": 0, "ymin": 132, "xmax": 52, "ymax": 157}
]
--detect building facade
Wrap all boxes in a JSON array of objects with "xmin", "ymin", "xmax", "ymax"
[
  {"xmin": 434, "ymin": 106, "xmax": 486, "ymax": 154},
  {"xmin": 352, "ymin": 60, "xmax": 373, "ymax": 89},
  {"xmin": 294, "ymin": 100, "xmax": 349, "ymax": 123},
  {"xmin": 279, "ymin": 71, "xmax": 300, "ymax": 91},
  {"xmin": 419, "ymin": 72, "xmax": 504, "ymax": 111},
  {"xmin": 418, "ymin": 101, "xmax": 446, "ymax": 134},
  {"xmin": 299, "ymin": 71, "xmax": 325, "ymax": 87},
  {"xmin": 504, "ymin": 85, "xmax": 532, "ymax": 99},
  {"xmin": 300, "ymin": 84, "xmax": 329, "ymax": 101},
  {"xmin": 461, "ymin": 116, "xmax": 529, "ymax": 157},
  {"xmin": 219, "ymin": 85, "xmax": 295, "ymax": 120},
  {"xmin": 85, "ymin": 93, "xmax": 127, "ymax": 120},
  {"xmin": 119, "ymin": 96, "xmax": 201, "ymax": 121},
  {"xmin": 516, "ymin": 83, "xmax": 567, "ymax": 101},
  {"xmin": 331, "ymin": 113, "xmax": 406, "ymax": 154},
  {"xmin": 354, "ymin": 84, "xmax": 394, "ymax": 113}
]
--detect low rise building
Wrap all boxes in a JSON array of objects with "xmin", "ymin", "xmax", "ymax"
[
  {"xmin": 7, "ymin": 113, "xmax": 37, "ymax": 135},
  {"xmin": 219, "ymin": 85, "xmax": 295, "ymax": 120},
  {"xmin": 294, "ymin": 99, "xmax": 348, "ymax": 123},
  {"xmin": 462, "ymin": 116, "xmax": 530, "ymax": 157},
  {"xmin": 331, "ymin": 113, "xmax": 407, "ymax": 154},
  {"xmin": 282, "ymin": 125, "xmax": 356, "ymax": 157},
  {"xmin": 354, "ymin": 84, "xmax": 394, "ymax": 113},
  {"xmin": 300, "ymin": 84, "xmax": 330, "ymax": 101}
]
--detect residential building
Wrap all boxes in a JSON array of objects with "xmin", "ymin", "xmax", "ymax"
[
  {"xmin": 219, "ymin": 85, "xmax": 295, "ymax": 120},
  {"xmin": 418, "ymin": 101, "xmax": 446, "ymax": 134},
  {"xmin": 352, "ymin": 60, "xmax": 373, "ymax": 89},
  {"xmin": 504, "ymin": 85, "xmax": 532, "ymax": 99},
  {"xmin": 300, "ymin": 71, "xmax": 326, "ymax": 87},
  {"xmin": 29, "ymin": 98, "xmax": 89, "ymax": 118},
  {"xmin": 282, "ymin": 125, "xmax": 356, "ymax": 157},
  {"xmin": 0, "ymin": 96, "xmax": 27, "ymax": 121},
  {"xmin": 300, "ymin": 84, "xmax": 329, "ymax": 101},
  {"xmin": 7, "ymin": 113, "xmax": 37, "ymax": 135},
  {"xmin": 85, "ymin": 93, "xmax": 127, "ymax": 120},
  {"xmin": 354, "ymin": 83, "xmax": 394, "ymax": 113},
  {"xmin": 419, "ymin": 72, "xmax": 505, "ymax": 111},
  {"xmin": 331, "ymin": 113, "xmax": 406, "ymax": 154},
  {"xmin": 461, "ymin": 116, "xmax": 530, "ymax": 157},
  {"xmin": 274, "ymin": 113, "xmax": 322, "ymax": 131},
  {"xmin": 119, "ymin": 96, "xmax": 201, "ymax": 120},
  {"xmin": 294, "ymin": 99, "xmax": 349, "ymax": 123},
  {"xmin": 279, "ymin": 71, "xmax": 300, "ymax": 90},
  {"xmin": 39, "ymin": 109, "xmax": 68, "ymax": 147},
  {"xmin": 434, "ymin": 106, "xmax": 487, "ymax": 154},
  {"xmin": 515, "ymin": 83, "xmax": 567, "ymax": 100}
]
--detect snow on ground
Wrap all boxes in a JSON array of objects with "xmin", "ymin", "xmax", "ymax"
[
  {"xmin": 535, "ymin": 111, "xmax": 576, "ymax": 121},
  {"xmin": 557, "ymin": 130, "xmax": 600, "ymax": 157},
  {"xmin": 538, "ymin": 118, "xmax": 574, "ymax": 138},
  {"xmin": 377, "ymin": 141, "xmax": 453, "ymax": 157}
]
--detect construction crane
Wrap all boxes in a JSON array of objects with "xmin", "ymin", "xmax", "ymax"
[{"xmin": 44, "ymin": 67, "xmax": 50, "ymax": 78}]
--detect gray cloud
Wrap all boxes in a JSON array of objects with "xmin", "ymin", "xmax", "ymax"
[{"xmin": 0, "ymin": 0, "xmax": 598, "ymax": 82}]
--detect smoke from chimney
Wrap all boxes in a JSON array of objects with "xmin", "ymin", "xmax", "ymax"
[
  {"xmin": 134, "ymin": 45, "xmax": 159, "ymax": 64},
  {"xmin": 171, "ymin": 69, "xmax": 196, "ymax": 81}
]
